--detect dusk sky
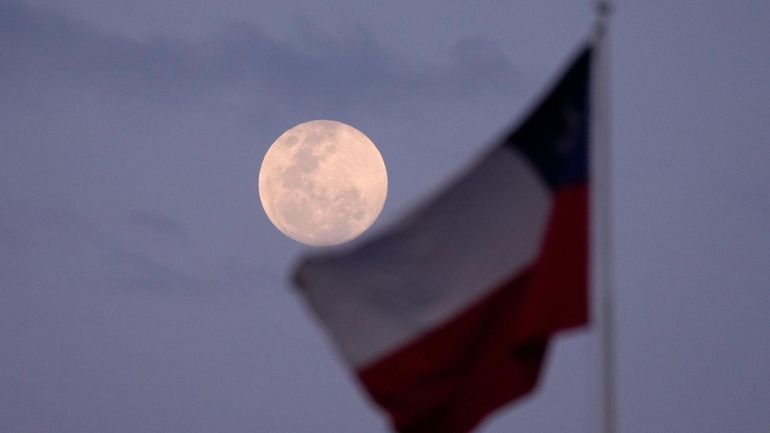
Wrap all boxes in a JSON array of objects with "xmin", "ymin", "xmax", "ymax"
[{"xmin": 1, "ymin": 1, "xmax": 769, "ymax": 432}]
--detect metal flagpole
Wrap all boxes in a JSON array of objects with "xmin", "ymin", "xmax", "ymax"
[{"xmin": 590, "ymin": 1, "xmax": 616, "ymax": 433}]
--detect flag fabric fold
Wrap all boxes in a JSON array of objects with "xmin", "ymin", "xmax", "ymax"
[{"xmin": 293, "ymin": 46, "xmax": 592, "ymax": 433}]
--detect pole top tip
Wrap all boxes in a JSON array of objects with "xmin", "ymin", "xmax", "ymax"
[{"xmin": 596, "ymin": 0, "xmax": 613, "ymax": 17}]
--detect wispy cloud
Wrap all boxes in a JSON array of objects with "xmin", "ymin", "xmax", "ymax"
[
  {"xmin": 0, "ymin": 200, "xmax": 237, "ymax": 299},
  {"xmin": 0, "ymin": 0, "xmax": 518, "ymax": 117},
  {"xmin": 101, "ymin": 250, "xmax": 203, "ymax": 296},
  {"xmin": 126, "ymin": 210, "xmax": 189, "ymax": 240}
]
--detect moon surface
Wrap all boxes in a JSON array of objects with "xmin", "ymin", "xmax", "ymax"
[{"xmin": 259, "ymin": 120, "xmax": 388, "ymax": 246}]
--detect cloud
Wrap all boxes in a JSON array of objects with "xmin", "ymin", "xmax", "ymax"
[
  {"xmin": 126, "ymin": 210, "xmax": 189, "ymax": 240},
  {"xmin": 101, "ymin": 250, "xmax": 203, "ymax": 296},
  {"xmin": 0, "ymin": 0, "xmax": 519, "ymax": 119},
  {"xmin": 0, "ymin": 200, "xmax": 210, "ymax": 298},
  {"xmin": 0, "ymin": 199, "xmax": 104, "ymax": 259}
]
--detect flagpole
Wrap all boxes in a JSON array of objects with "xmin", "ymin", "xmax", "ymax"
[{"xmin": 590, "ymin": 1, "xmax": 616, "ymax": 433}]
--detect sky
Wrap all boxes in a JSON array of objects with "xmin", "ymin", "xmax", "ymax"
[{"xmin": 1, "ymin": 0, "xmax": 769, "ymax": 432}]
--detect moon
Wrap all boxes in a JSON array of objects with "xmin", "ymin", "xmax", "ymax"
[{"xmin": 258, "ymin": 120, "xmax": 388, "ymax": 246}]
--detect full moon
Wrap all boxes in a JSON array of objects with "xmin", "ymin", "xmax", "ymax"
[{"xmin": 258, "ymin": 120, "xmax": 388, "ymax": 246}]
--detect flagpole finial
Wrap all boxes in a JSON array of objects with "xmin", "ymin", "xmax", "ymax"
[
  {"xmin": 593, "ymin": 0, "xmax": 612, "ymax": 43},
  {"xmin": 596, "ymin": 0, "xmax": 613, "ymax": 19}
]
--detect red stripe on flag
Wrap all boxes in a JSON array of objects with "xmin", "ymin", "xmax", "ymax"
[
  {"xmin": 512, "ymin": 183, "xmax": 589, "ymax": 343},
  {"xmin": 357, "ymin": 184, "xmax": 588, "ymax": 433},
  {"xmin": 358, "ymin": 269, "xmax": 547, "ymax": 433}
]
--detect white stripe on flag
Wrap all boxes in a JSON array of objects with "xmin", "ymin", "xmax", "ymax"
[{"xmin": 295, "ymin": 146, "xmax": 551, "ymax": 367}]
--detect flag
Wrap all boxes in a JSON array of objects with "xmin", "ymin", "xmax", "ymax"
[{"xmin": 293, "ymin": 46, "xmax": 591, "ymax": 433}]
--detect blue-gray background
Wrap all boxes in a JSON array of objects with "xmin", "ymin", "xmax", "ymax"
[{"xmin": 1, "ymin": 1, "xmax": 769, "ymax": 432}]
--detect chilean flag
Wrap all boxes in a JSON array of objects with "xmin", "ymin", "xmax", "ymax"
[{"xmin": 293, "ymin": 46, "xmax": 591, "ymax": 433}]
